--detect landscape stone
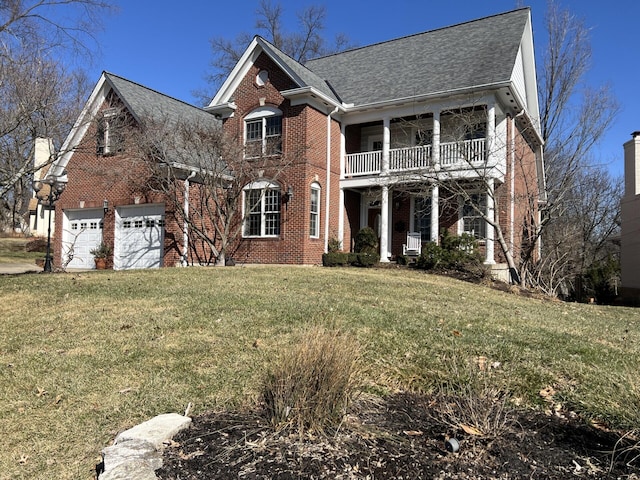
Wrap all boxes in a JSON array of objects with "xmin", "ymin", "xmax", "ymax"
[
  {"xmin": 99, "ymin": 413, "xmax": 191, "ymax": 480},
  {"xmin": 99, "ymin": 458, "xmax": 159, "ymax": 480},
  {"xmin": 114, "ymin": 413, "xmax": 192, "ymax": 450}
]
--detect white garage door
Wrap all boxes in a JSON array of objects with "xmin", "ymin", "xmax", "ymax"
[
  {"xmin": 62, "ymin": 209, "xmax": 104, "ymax": 269},
  {"xmin": 114, "ymin": 204, "xmax": 165, "ymax": 270}
]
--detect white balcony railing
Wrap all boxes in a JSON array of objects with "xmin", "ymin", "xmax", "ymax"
[{"xmin": 344, "ymin": 138, "xmax": 486, "ymax": 177}]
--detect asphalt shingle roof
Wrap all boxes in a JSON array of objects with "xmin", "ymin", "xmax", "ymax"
[
  {"xmin": 304, "ymin": 9, "xmax": 529, "ymax": 107},
  {"xmin": 105, "ymin": 72, "xmax": 220, "ymax": 129}
]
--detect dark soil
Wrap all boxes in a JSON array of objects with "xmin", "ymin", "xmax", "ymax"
[{"xmin": 157, "ymin": 392, "xmax": 639, "ymax": 479}]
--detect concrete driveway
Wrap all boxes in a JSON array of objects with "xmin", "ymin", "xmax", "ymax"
[{"xmin": 0, "ymin": 262, "xmax": 42, "ymax": 274}]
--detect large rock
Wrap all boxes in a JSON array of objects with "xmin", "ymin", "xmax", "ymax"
[
  {"xmin": 115, "ymin": 413, "xmax": 192, "ymax": 450},
  {"xmin": 99, "ymin": 413, "xmax": 191, "ymax": 480}
]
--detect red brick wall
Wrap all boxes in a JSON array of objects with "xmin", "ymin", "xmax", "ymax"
[{"xmin": 220, "ymin": 51, "xmax": 340, "ymax": 265}]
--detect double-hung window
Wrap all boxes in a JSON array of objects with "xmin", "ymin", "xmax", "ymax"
[
  {"xmin": 310, "ymin": 183, "xmax": 320, "ymax": 238},
  {"xmin": 243, "ymin": 181, "xmax": 281, "ymax": 237},
  {"xmin": 244, "ymin": 107, "xmax": 282, "ymax": 157},
  {"xmin": 462, "ymin": 193, "xmax": 487, "ymax": 239}
]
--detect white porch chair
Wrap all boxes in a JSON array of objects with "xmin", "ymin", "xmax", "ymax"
[{"xmin": 402, "ymin": 232, "xmax": 422, "ymax": 257}]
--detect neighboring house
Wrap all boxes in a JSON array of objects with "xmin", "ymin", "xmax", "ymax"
[
  {"xmin": 621, "ymin": 131, "xmax": 640, "ymax": 301},
  {"xmin": 48, "ymin": 8, "xmax": 544, "ymax": 272},
  {"xmin": 27, "ymin": 138, "xmax": 55, "ymax": 237}
]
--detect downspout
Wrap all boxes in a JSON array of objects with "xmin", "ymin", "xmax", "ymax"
[
  {"xmin": 182, "ymin": 171, "xmax": 196, "ymax": 266},
  {"xmin": 325, "ymin": 106, "xmax": 340, "ymax": 253}
]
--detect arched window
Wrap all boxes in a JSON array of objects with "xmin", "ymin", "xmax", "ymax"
[
  {"xmin": 243, "ymin": 180, "xmax": 281, "ymax": 237},
  {"xmin": 244, "ymin": 107, "xmax": 282, "ymax": 157},
  {"xmin": 310, "ymin": 182, "xmax": 321, "ymax": 238}
]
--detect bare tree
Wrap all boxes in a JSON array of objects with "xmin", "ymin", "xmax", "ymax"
[
  {"xmin": 0, "ymin": 0, "xmax": 113, "ymax": 57},
  {"xmin": 132, "ymin": 117, "xmax": 298, "ymax": 266},
  {"xmin": 389, "ymin": 2, "xmax": 620, "ymax": 292},
  {"xmin": 0, "ymin": 0, "xmax": 113, "ymax": 231},
  {"xmin": 529, "ymin": 1, "xmax": 620, "ymax": 294},
  {"xmin": 202, "ymin": 0, "xmax": 353, "ymax": 98},
  {"xmin": 0, "ymin": 54, "xmax": 89, "ymax": 229}
]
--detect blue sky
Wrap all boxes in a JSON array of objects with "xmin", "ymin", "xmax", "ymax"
[{"xmin": 89, "ymin": 1, "xmax": 638, "ymax": 176}]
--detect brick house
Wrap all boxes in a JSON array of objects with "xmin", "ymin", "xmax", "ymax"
[{"xmin": 48, "ymin": 8, "xmax": 544, "ymax": 273}]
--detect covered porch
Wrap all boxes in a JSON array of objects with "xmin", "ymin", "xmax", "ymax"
[{"xmin": 337, "ymin": 182, "xmax": 498, "ymax": 265}]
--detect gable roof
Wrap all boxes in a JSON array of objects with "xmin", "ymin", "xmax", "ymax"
[
  {"xmin": 208, "ymin": 8, "xmax": 538, "ymax": 125},
  {"xmin": 51, "ymin": 72, "xmax": 220, "ymax": 178},
  {"xmin": 305, "ymin": 8, "xmax": 531, "ymax": 107}
]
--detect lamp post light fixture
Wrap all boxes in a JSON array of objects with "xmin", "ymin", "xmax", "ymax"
[{"xmin": 32, "ymin": 177, "xmax": 67, "ymax": 272}]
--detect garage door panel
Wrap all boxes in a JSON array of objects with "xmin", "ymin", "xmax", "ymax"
[
  {"xmin": 62, "ymin": 209, "xmax": 104, "ymax": 269},
  {"xmin": 114, "ymin": 205, "xmax": 165, "ymax": 270}
]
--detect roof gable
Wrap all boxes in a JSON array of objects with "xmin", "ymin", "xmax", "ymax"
[
  {"xmin": 208, "ymin": 36, "xmax": 340, "ymax": 111},
  {"xmin": 51, "ymin": 72, "xmax": 219, "ymax": 178},
  {"xmin": 305, "ymin": 9, "xmax": 531, "ymax": 107}
]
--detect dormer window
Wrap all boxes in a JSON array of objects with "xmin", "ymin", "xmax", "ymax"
[
  {"xmin": 96, "ymin": 108, "xmax": 125, "ymax": 155},
  {"xmin": 244, "ymin": 107, "xmax": 282, "ymax": 158}
]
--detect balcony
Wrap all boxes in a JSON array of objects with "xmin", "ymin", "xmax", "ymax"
[{"xmin": 344, "ymin": 138, "xmax": 486, "ymax": 177}]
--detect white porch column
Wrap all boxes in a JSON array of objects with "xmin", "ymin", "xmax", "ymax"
[
  {"xmin": 432, "ymin": 110, "xmax": 441, "ymax": 169},
  {"xmin": 338, "ymin": 124, "xmax": 346, "ymax": 248},
  {"xmin": 486, "ymin": 102, "xmax": 496, "ymax": 164},
  {"xmin": 430, "ymin": 183, "xmax": 439, "ymax": 244},
  {"xmin": 485, "ymin": 180, "xmax": 495, "ymax": 265},
  {"xmin": 382, "ymin": 116, "xmax": 391, "ymax": 175},
  {"xmin": 380, "ymin": 184, "xmax": 390, "ymax": 262}
]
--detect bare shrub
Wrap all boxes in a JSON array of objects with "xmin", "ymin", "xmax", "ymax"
[
  {"xmin": 262, "ymin": 327, "xmax": 360, "ymax": 435},
  {"xmin": 431, "ymin": 355, "xmax": 512, "ymax": 439}
]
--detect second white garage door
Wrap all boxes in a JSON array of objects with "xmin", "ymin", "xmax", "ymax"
[{"xmin": 114, "ymin": 204, "xmax": 165, "ymax": 270}]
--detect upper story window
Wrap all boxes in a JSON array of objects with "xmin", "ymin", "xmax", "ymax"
[
  {"xmin": 461, "ymin": 193, "xmax": 487, "ymax": 239},
  {"xmin": 244, "ymin": 107, "xmax": 282, "ymax": 158},
  {"xmin": 96, "ymin": 108, "xmax": 125, "ymax": 155},
  {"xmin": 310, "ymin": 183, "xmax": 321, "ymax": 238},
  {"xmin": 243, "ymin": 180, "xmax": 281, "ymax": 237}
]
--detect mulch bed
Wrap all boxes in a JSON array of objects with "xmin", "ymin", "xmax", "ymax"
[{"xmin": 157, "ymin": 392, "xmax": 639, "ymax": 479}]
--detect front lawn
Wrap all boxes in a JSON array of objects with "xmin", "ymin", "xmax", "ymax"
[{"xmin": 0, "ymin": 266, "xmax": 639, "ymax": 479}]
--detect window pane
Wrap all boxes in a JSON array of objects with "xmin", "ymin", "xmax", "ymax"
[
  {"xmin": 245, "ymin": 190, "xmax": 262, "ymax": 236},
  {"xmin": 310, "ymin": 187, "xmax": 320, "ymax": 237},
  {"xmin": 265, "ymin": 116, "xmax": 282, "ymax": 154},
  {"xmin": 265, "ymin": 116, "xmax": 282, "ymax": 136},
  {"xmin": 246, "ymin": 120, "xmax": 262, "ymax": 141}
]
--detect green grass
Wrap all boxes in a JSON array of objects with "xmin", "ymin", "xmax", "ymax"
[{"xmin": 0, "ymin": 266, "xmax": 639, "ymax": 479}]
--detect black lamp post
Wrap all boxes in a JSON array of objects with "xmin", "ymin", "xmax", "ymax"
[{"xmin": 33, "ymin": 177, "xmax": 67, "ymax": 272}]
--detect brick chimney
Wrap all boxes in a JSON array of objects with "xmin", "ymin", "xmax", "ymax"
[
  {"xmin": 624, "ymin": 131, "xmax": 640, "ymax": 198},
  {"xmin": 33, "ymin": 138, "xmax": 54, "ymax": 181}
]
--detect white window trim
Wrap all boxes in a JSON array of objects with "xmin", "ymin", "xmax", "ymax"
[
  {"xmin": 310, "ymin": 182, "xmax": 321, "ymax": 239},
  {"xmin": 244, "ymin": 107, "xmax": 282, "ymax": 157},
  {"xmin": 242, "ymin": 181, "xmax": 281, "ymax": 238}
]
